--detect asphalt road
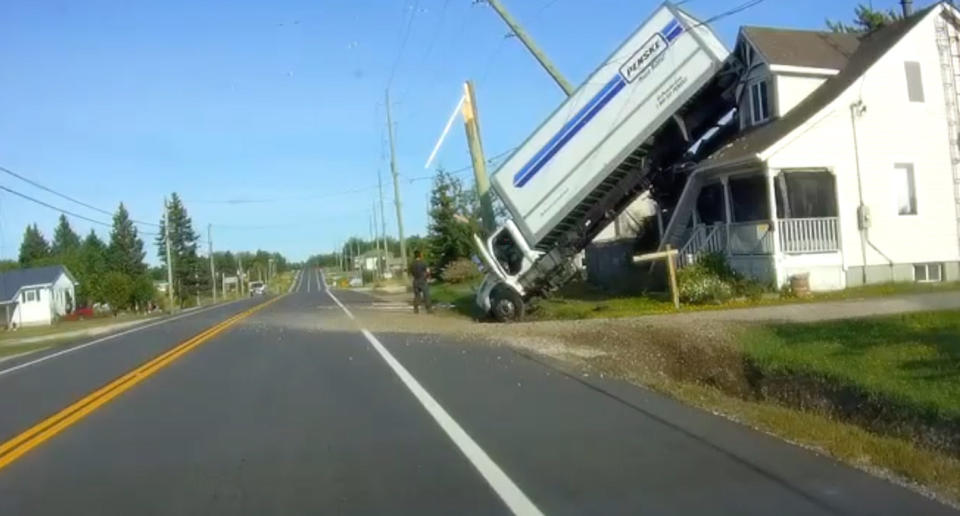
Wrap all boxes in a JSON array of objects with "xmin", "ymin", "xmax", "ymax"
[{"xmin": 0, "ymin": 268, "xmax": 954, "ymax": 515}]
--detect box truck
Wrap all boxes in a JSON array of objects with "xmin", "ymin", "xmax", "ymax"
[{"xmin": 474, "ymin": 2, "xmax": 738, "ymax": 320}]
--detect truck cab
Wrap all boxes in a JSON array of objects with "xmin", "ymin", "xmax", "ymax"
[{"xmin": 474, "ymin": 220, "xmax": 540, "ymax": 321}]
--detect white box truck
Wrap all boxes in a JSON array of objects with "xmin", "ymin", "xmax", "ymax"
[{"xmin": 474, "ymin": 2, "xmax": 738, "ymax": 320}]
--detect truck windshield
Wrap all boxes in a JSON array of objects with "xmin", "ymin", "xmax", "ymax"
[{"xmin": 492, "ymin": 230, "xmax": 524, "ymax": 275}]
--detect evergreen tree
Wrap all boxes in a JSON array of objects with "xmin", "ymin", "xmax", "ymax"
[
  {"xmin": 156, "ymin": 193, "xmax": 200, "ymax": 305},
  {"xmin": 76, "ymin": 230, "xmax": 108, "ymax": 305},
  {"xmin": 427, "ymin": 170, "xmax": 477, "ymax": 270},
  {"xmin": 51, "ymin": 215, "xmax": 81, "ymax": 256},
  {"xmin": 107, "ymin": 203, "xmax": 147, "ymax": 277},
  {"xmin": 827, "ymin": 3, "xmax": 902, "ymax": 33},
  {"xmin": 18, "ymin": 224, "xmax": 50, "ymax": 266}
]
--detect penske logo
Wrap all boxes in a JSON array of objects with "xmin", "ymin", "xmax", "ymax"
[{"xmin": 619, "ymin": 33, "xmax": 667, "ymax": 83}]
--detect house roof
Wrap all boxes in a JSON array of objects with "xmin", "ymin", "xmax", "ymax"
[
  {"xmin": 0, "ymin": 265, "xmax": 75, "ymax": 303},
  {"xmin": 741, "ymin": 26, "xmax": 861, "ymax": 70},
  {"xmin": 699, "ymin": 7, "xmax": 933, "ymax": 171}
]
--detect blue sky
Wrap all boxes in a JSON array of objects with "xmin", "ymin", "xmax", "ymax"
[{"xmin": 0, "ymin": 0, "xmax": 894, "ymax": 263}]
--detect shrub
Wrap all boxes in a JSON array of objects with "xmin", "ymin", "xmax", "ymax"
[
  {"xmin": 440, "ymin": 258, "xmax": 481, "ymax": 284},
  {"xmin": 101, "ymin": 272, "xmax": 132, "ymax": 315},
  {"xmin": 678, "ymin": 265, "xmax": 734, "ymax": 304}
]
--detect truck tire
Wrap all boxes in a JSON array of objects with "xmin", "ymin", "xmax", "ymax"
[{"xmin": 490, "ymin": 285, "xmax": 524, "ymax": 322}]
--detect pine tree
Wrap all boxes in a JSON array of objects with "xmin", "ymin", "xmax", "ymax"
[
  {"xmin": 427, "ymin": 170, "xmax": 477, "ymax": 270},
  {"xmin": 51, "ymin": 215, "xmax": 81, "ymax": 256},
  {"xmin": 156, "ymin": 193, "xmax": 200, "ymax": 305},
  {"xmin": 18, "ymin": 224, "xmax": 50, "ymax": 266},
  {"xmin": 107, "ymin": 203, "xmax": 147, "ymax": 277},
  {"xmin": 827, "ymin": 3, "xmax": 902, "ymax": 33},
  {"xmin": 77, "ymin": 230, "xmax": 108, "ymax": 305}
]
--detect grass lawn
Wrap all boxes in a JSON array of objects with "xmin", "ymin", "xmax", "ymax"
[
  {"xmin": 430, "ymin": 282, "xmax": 478, "ymax": 316},
  {"xmin": 529, "ymin": 280, "xmax": 960, "ymax": 321},
  {"xmin": 742, "ymin": 310, "xmax": 960, "ymax": 422},
  {"xmin": 0, "ymin": 313, "xmax": 154, "ymax": 344},
  {"xmin": 0, "ymin": 341, "xmax": 53, "ymax": 359}
]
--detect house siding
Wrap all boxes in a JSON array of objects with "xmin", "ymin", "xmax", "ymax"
[
  {"xmin": 765, "ymin": 7, "xmax": 960, "ymax": 280},
  {"xmin": 774, "ymin": 74, "xmax": 828, "ymax": 117},
  {"xmin": 13, "ymin": 286, "xmax": 52, "ymax": 326}
]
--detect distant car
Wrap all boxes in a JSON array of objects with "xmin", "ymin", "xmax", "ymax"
[{"xmin": 249, "ymin": 281, "xmax": 266, "ymax": 296}]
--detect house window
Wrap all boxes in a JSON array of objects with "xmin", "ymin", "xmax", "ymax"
[
  {"xmin": 914, "ymin": 263, "xmax": 942, "ymax": 282},
  {"xmin": 893, "ymin": 163, "xmax": 917, "ymax": 215},
  {"xmin": 24, "ymin": 289, "xmax": 37, "ymax": 303},
  {"xmin": 729, "ymin": 175, "xmax": 771, "ymax": 222},
  {"xmin": 750, "ymin": 81, "xmax": 770, "ymax": 124},
  {"xmin": 904, "ymin": 61, "xmax": 924, "ymax": 102}
]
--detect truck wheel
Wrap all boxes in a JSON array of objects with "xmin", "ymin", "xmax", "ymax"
[{"xmin": 491, "ymin": 286, "xmax": 524, "ymax": 322}]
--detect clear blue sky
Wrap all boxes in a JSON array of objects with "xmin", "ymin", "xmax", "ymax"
[{"xmin": 0, "ymin": 0, "xmax": 895, "ymax": 263}]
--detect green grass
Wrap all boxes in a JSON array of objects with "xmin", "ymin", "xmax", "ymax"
[
  {"xmin": 429, "ymin": 282, "xmax": 478, "ymax": 316},
  {"xmin": 742, "ymin": 310, "xmax": 960, "ymax": 421},
  {"xmin": 530, "ymin": 280, "xmax": 960, "ymax": 321},
  {"xmin": 0, "ymin": 341, "xmax": 52, "ymax": 359},
  {"xmin": 0, "ymin": 312, "xmax": 153, "ymax": 343}
]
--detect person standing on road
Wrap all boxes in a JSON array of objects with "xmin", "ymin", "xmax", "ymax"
[{"xmin": 409, "ymin": 250, "xmax": 432, "ymax": 314}]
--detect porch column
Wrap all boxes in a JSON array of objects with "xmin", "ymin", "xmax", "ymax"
[
  {"xmin": 765, "ymin": 165, "xmax": 783, "ymax": 285},
  {"xmin": 722, "ymin": 176, "xmax": 732, "ymax": 256}
]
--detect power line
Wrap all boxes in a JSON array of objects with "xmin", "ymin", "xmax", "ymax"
[
  {"xmin": 0, "ymin": 185, "xmax": 159, "ymax": 236},
  {"xmin": 386, "ymin": 0, "xmax": 422, "ymax": 89},
  {"xmin": 0, "ymin": 165, "xmax": 160, "ymax": 228},
  {"xmin": 190, "ymin": 184, "xmax": 380, "ymax": 205},
  {"xmin": 406, "ymin": 146, "xmax": 516, "ymax": 183},
  {"xmin": 690, "ymin": 0, "xmax": 768, "ymax": 29}
]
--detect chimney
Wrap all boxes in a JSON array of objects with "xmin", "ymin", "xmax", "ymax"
[{"xmin": 901, "ymin": 0, "xmax": 913, "ymax": 17}]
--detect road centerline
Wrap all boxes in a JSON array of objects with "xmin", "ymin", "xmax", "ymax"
[
  {"xmin": 0, "ymin": 295, "xmax": 283, "ymax": 472},
  {"xmin": 324, "ymin": 286, "xmax": 542, "ymax": 516}
]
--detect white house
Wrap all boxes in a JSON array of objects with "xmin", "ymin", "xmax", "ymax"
[
  {"xmin": 662, "ymin": 2, "xmax": 960, "ymax": 290},
  {"xmin": 0, "ymin": 265, "xmax": 78, "ymax": 328}
]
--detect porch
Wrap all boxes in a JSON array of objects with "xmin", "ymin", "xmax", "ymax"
[{"xmin": 677, "ymin": 168, "xmax": 843, "ymax": 285}]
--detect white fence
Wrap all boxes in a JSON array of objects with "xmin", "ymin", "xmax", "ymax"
[{"xmin": 779, "ymin": 217, "xmax": 840, "ymax": 254}]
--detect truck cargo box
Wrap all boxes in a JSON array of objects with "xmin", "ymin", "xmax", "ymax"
[{"xmin": 490, "ymin": 2, "xmax": 729, "ymax": 250}]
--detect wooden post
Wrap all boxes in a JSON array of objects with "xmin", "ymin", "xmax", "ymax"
[{"xmin": 665, "ymin": 244, "xmax": 680, "ymax": 310}]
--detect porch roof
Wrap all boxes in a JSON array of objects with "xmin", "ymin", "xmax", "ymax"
[{"xmin": 696, "ymin": 7, "xmax": 931, "ymax": 173}]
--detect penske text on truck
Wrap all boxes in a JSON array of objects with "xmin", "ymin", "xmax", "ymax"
[{"xmin": 474, "ymin": 2, "xmax": 736, "ymax": 321}]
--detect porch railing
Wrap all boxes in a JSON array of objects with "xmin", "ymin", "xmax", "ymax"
[
  {"xmin": 728, "ymin": 221, "xmax": 775, "ymax": 255},
  {"xmin": 779, "ymin": 217, "xmax": 840, "ymax": 253},
  {"xmin": 679, "ymin": 223, "xmax": 725, "ymax": 267}
]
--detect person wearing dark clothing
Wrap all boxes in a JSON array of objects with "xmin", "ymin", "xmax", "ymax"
[{"xmin": 409, "ymin": 251, "xmax": 432, "ymax": 313}]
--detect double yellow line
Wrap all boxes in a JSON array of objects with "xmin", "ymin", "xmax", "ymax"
[{"xmin": 0, "ymin": 295, "xmax": 283, "ymax": 471}]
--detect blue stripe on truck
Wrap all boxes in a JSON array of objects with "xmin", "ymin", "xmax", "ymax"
[{"xmin": 512, "ymin": 18, "xmax": 684, "ymax": 188}]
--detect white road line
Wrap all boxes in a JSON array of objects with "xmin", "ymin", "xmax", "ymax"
[
  {"xmin": 326, "ymin": 290, "xmax": 541, "ymax": 516},
  {"xmin": 287, "ymin": 270, "xmax": 300, "ymax": 294},
  {"xmin": 0, "ymin": 299, "xmax": 248, "ymax": 378},
  {"xmin": 306, "ymin": 269, "xmax": 312, "ymax": 293},
  {"xmin": 326, "ymin": 290, "xmax": 355, "ymax": 320},
  {"xmin": 315, "ymin": 267, "xmax": 323, "ymax": 292}
]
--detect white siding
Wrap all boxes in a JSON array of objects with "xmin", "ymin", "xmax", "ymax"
[
  {"xmin": 593, "ymin": 193, "xmax": 658, "ymax": 242},
  {"xmin": 12, "ymin": 286, "xmax": 52, "ymax": 326},
  {"xmin": 51, "ymin": 273, "xmax": 75, "ymax": 316},
  {"xmin": 765, "ymin": 6, "xmax": 960, "ymax": 271},
  {"xmin": 774, "ymin": 74, "xmax": 827, "ymax": 117}
]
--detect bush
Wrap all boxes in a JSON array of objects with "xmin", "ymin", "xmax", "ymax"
[
  {"xmin": 101, "ymin": 272, "xmax": 132, "ymax": 315},
  {"xmin": 440, "ymin": 258, "xmax": 481, "ymax": 284},
  {"xmin": 678, "ymin": 265, "xmax": 734, "ymax": 304}
]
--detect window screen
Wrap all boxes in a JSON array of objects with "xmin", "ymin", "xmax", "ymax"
[
  {"xmin": 904, "ymin": 61, "xmax": 924, "ymax": 102},
  {"xmin": 774, "ymin": 172, "xmax": 838, "ymax": 218},
  {"xmin": 729, "ymin": 175, "xmax": 770, "ymax": 222},
  {"xmin": 914, "ymin": 263, "xmax": 942, "ymax": 282},
  {"xmin": 751, "ymin": 81, "xmax": 770, "ymax": 123},
  {"xmin": 696, "ymin": 183, "xmax": 726, "ymax": 224},
  {"xmin": 894, "ymin": 163, "xmax": 917, "ymax": 215},
  {"xmin": 24, "ymin": 289, "xmax": 36, "ymax": 303}
]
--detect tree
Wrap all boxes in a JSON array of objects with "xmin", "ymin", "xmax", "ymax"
[
  {"xmin": 76, "ymin": 230, "xmax": 108, "ymax": 305},
  {"xmin": 51, "ymin": 215, "xmax": 81, "ymax": 256},
  {"xmin": 827, "ymin": 3, "xmax": 902, "ymax": 33},
  {"xmin": 101, "ymin": 271, "xmax": 132, "ymax": 315},
  {"xmin": 19, "ymin": 224, "xmax": 50, "ymax": 266},
  {"xmin": 129, "ymin": 274, "xmax": 156, "ymax": 312},
  {"xmin": 0, "ymin": 260, "xmax": 18, "ymax": 273},
  {"xmin": 156, "ymin": 193, "xmax": 200, "ymax": 305},
  {"xmin": 107, "ymin": 203, "xmax": 147, "ymax": 277},
  {"xmin": 427, "ymin": 170, "xmax": 478, "ymax": 270}
]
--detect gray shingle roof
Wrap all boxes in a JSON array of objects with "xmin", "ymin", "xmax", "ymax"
[
  {"xmin": 0, "ymin": 265, "xmax": 74, "ymax": 303},
  {"xmin": 699, "ymin": 7, "xmax": 932, "ymax": 171},
  {"xmin": 742, "ymin": 27, "xmax": 861, "ymax": 70}
]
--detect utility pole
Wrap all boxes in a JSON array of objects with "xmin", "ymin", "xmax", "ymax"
[
  {"xmin": 385, "ymin": 89, "xmax": 408, "ymax": 278},
  {"xmin": 377, "ymin": 168, "xmax": 388, "ymax": 271},
  {"xmin": 208, "ymin": 224, "xmax": 216, "ymax": 303},
  {"xmin": 238, "ymin": 254, "xmax": 245, "ymax": 296},
  {"xmin": 484, "ymin": 0, "xmax": 575, "ymax": 96},
  {"xmin": 462, "ymin": 80, "xmax": 497, "ymax": 234},
  {"xmin": 372, "ymin": 201, "xmax": 381, "ymax": 278},
  {"xmin": 163, "ymin": 197, "xmax": 175, "ymax": 312}
]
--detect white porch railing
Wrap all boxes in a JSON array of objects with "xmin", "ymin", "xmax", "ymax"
[
  {"xmin": 679, "ymin": 223, "xmax": 725, "ymax": 267},
  {"xmin": 779, "ymin": 217, "xmax": 840, "ymax": 253}
]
